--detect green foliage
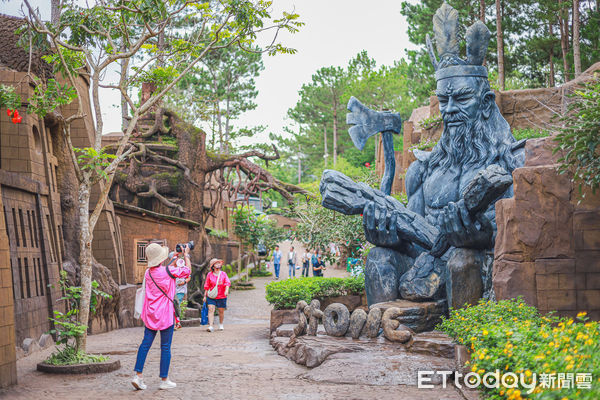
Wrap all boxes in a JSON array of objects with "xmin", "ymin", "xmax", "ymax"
[
  {"xmin": 392, "ymin": 192, "xmax": 408, "ymax": 205},
  {"xmin": 0, "ymin": 85, "xmax": 22, "ymax": 111},
  {"xmin": 554, "ymin": 75, "xmax": 600, "ymax": 197},
  {"xmin": 265, "ymin": 276, "xmax": 365, "ymax": 310},
  {"xmin": 512, "ymin": 128, "xmax": 550, "ymax": 141},
  {"xmin": 438, "ymin": 298, "xmax": 600, "ymax": 399},
  {"xmin": 232, "ymin": 204, "xmax": 286, "ymax": 252},
  {"xmin": 45, "ymin": 345, "xmax": 108, "ymax": 366},
  {"xmin": 418, "ymin": 115, "xmax": 442, "ymax": 130},
  {"xmin": 48, "ymin": 271, "xmax": 111, "ymax": 349},
  {"xmin": 74, "ymin": 147, "xmax": 117, "ymax": 181},
  {"xmin": 28, "ymin": 79, "xmax": 77, "ymax": 117},
  {"xmin": 293, "ymin": 161, "xmax": 377, "ymax": 265},
  {"xmin": 208, "ymin": 228, "xmax": 229, "ymax": 239},
  {"xmin": 1, "ymin": 79, "xmax": 76, "ymax": 119},
  {"xmin": 179, "ymin": 300, "xmax": 188, "ymax": 320},
  {"xmin": 250, "ymin": 268, "xmax": 272, "ymax": 277},
  {"xmin": 409, "ymin": 138, "xmax": 438, "ymax": 152}
]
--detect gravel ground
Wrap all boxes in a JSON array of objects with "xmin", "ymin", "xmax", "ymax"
[{"xmin": 0, "ymin": 266, "xmax": 467, "ymax": 400}]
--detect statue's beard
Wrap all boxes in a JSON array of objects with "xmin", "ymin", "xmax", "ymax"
[{"xmin": 429, "ymin": 110, "xmax": 495, "ymax": 171}]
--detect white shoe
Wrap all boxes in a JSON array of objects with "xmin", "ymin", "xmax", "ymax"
[
  {"xmin": 207, "ymin": 326, "xmax": 214, "ymax": 332},
  {"xmin": 219, "ymin": 324, "xmax": 224, "ymax": 331},
  {"xmin": 159, "ymin": 379, "xmax": 177, "ymax": 390},
  {"xmin": 131, "ymin": 375, "xmax": 146, "ymax": 390}
]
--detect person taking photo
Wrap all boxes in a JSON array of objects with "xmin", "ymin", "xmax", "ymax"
[{"xmin": 132, "ymin": 243, "xmax": 191, "ymax": 391}]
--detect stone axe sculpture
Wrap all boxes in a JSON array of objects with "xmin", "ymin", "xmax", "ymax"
[{"xmin": 346, "ymin": 96, "xmax": 402, "ymax": 195}]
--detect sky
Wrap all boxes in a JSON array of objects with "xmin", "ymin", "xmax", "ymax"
[{"xmin": 3, "ymin": 0, "xmax": 417, "ymax": 142}]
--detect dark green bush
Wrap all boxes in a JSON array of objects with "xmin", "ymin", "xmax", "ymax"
[
  {"xmin": 265, "ymin": 276, "xmax": 365, "ymax": 310},
  {"xmin": 555, "ymin": 75, "xmax": 600, "ymax": 197},
  {"xmin": 512, "ymin": 128, "xmax": 550, "ymax": 141}
]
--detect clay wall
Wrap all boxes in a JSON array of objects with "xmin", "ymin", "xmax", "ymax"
[
  {"xmin": 493, "ymin": 136, "xmax": 600, "ymax": 319},
  {"xmin": 0, "ymin": 70, "xmax": 64, "ymax": 386},
  {"xmin": 209, "ymin": 237, "xmax": 240, "ymax": 266},
  {"xmin": 115, "ymin": 207, "xmax": 196, "ymax": 284},
  {"xmin": 0, "ymin": 191, "xmax": 17, "ymax": 388}
]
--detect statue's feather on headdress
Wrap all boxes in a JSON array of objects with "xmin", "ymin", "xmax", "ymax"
[
  {"xmin": 433, "ymin": 3, "xmax": 459, "ymax": 58},
  {"xmin": 466, "ymin": 20, "xmax": 491, "ymax": 66}
]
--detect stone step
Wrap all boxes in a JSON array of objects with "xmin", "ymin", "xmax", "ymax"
[
  {"xmin": 369, "ymin": 299, "xmax": 447, "ymax": 333},
  {"xmin": 409, "ymin": 330, "xmax": 456, "ymax": 359}
]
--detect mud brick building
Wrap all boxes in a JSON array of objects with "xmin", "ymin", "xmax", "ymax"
[{"xmin": 0, "ymin": 15, "xmax": 64, "ymax": 387}]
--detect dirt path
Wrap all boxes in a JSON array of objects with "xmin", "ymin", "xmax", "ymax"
[{"xmin": 0, "ymin": 272, "xmax": 466, "ymax": 400}]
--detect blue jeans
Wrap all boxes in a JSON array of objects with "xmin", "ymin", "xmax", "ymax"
[
  {"xmin": 274, "ymin": 263, "xmax": 280, "ymax": 278},
  {"xmin": 302, "ymin": 261, "xmax": 310, "ymax": 277},
  {"xmin": 288, "ymin": 261, "xmax": 295, "ymax": 277},
  {"xmin": 134, "ymin": 325, "xmax": 174, "ymax": 378}
]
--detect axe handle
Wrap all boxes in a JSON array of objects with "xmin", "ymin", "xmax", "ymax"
[{"xmin": 380, "ymin": 131, "xmax": 396, "ymax": 195}]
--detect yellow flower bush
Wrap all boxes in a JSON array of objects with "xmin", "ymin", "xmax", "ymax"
[{"xmin": 438, "ymin": 299, "xmax": 599, "ymax": 399}]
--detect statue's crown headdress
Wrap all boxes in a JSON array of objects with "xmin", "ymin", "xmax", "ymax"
[{"xmin": 427, "ymin": 2, "xmax": 491, "ymax": 81}]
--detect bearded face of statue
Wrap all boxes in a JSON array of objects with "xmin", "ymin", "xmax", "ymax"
[{"xmin": 431, "ymin": 76, "xmax": 499, "ymax": 170}]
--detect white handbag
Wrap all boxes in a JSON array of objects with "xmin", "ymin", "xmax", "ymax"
[
  {"xmin": 134, "ymin": 275, "xmax": 146, "ymax": 319},
  {"xmin": 206, "ymin": 271, "xmax": 222, "ymax": 299}
]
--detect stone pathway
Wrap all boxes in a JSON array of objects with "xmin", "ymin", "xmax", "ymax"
[{"xmin": 0, "ymin": 273, "xmax": 467, "ymax": 399}]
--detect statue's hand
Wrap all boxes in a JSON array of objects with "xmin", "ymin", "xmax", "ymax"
[
  {"xmin": 437, "ymin": 200, "xmax": 492, "ymax": 249},
  {"xmin": 362, "ymin": 201, "xmax": 403, "ymax": 249}
]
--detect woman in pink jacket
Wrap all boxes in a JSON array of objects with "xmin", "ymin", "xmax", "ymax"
[{"xmin": 131, "ymin": 243, "xmax": 190, "ymax": 391}]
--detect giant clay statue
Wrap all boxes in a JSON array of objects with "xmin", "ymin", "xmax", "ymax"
[{"xmin": 320, "ymin": 3, "xmax": 525, "ymax": 308}]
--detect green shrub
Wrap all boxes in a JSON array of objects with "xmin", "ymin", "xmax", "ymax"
[
  {"xmin": 512, "ymin": 128, "xmax": 550, "ymax": 141},
  {"xmin": 555, "ymin": 75, "xmax": 600, "ymax": 197},
  {"xmin": 45, "ymin": 346, "xmax": 108, "ymax": 366},
  {"xmin": 208, "ymin": 228, "xmax": 229, "ymax": 239},
  {"xmin": 438, "ymin": 298, "xmax": 600, "ymax": 399},
  {"xmin": 265, "ymin": 276, "xmax": 365, "ymax": 310}
]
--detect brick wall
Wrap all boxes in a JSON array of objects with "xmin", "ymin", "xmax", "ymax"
[
  {"xmin": 0, "ymin": 193, "xmax": 17, "ymax": 388},
  {"xmin": 115, "ymin": 210, "xmax": 195, "ymax": 284},
  {"xmin": 493, "ymin": 137, "xmax": 600, "ymax": 319}
]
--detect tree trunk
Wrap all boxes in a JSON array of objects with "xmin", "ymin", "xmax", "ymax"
[
  {"xmin": 120, "ymin": 43, "xmax": 128, "ymax": 131},
  {"xmin": 76, "ymin": 181, "xmax": 92, "ymax": 352},
  {"xmin": 480, "ymin": 0, "xmax": 485, "ymax": 21},
  {"xmin": 558, "ymin": 0, "xmax": 571, "ymax": 82},
  {"xmin": 51, "ymin": 0, "xmax": 61, "ymax": 25},
  {"xmin": 549, "ymin": 23, "xmax": 556, "ymax": 87},
  {"xmin": 297, "ymin": 143, "xmax": 301, "ymax": 184},
  {"xmin": 496, "ymin": 0, "xmax": 505, "ymax": 90},
  {"xmin": 224, "ymin": 85, "xmax": 231, "ymax": 154},
  {"xmin": 323, "ymin": 125, "xmax": 328, "ymax": 167},
  {"xmin": 332, "ymin": 103, "xmax": 338, "ymax": 167},
  {"xmin": 573, "ymin": 0, "xmax": 581, "ymax": 77}
]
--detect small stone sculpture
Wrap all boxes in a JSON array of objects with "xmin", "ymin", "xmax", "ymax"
[
  {"xmin": 382, "ymin": 307, "xmax": 414, "ymax": 343},
  {"xmin": 291, "ymin": 300, "xmax": 308, "ymax": 338},
  {"xmin": 323, "ymin": 303, "xmax": 350, "ymax": 337},
  {"xmin": 303, "ymin": 299, "xmax": 324, "ymax": 336},
  {"xmin": 361, "ymin": 307, "xmax": 383, "ymax": 338},
  {"xmin": 347, "ymin": 309, "xmax": 368, "ymax": 339}
]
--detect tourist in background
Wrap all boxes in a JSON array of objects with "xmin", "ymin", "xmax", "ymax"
[
  {"xmin": 301, "ymin": 249, "xmax": 311, "ymax": 277},
  {"xmin": 311, "ymin": 249, "xmax": 320, "ymax": 276},
  {"xmin": 272, "ymin": 245, "xmax": 282, "ymax": 279},
  {"xmin": 313, "ymin": 255, "xmax": 325, "ymax": 277},
  {"xmin": 132, "ymin": 243, "xmax": 191, "ymax": 391},
  {"xmin": 175, "ymin": 275, "xmax": 190, "ymax": 316},
  {"xmin": 288, "ymin": 246, "xmax": 297, "ymax": 278},
  {"xmin": 203, "ymin": 258, "xmax": 231, "ymax": 332}
]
